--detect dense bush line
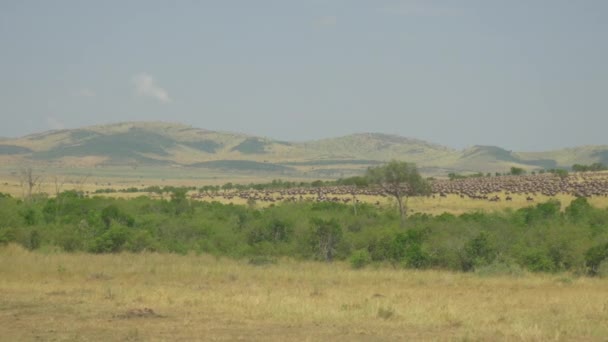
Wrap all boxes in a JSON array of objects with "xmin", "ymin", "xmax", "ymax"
[{"xmin": 2, "ymin": 190, "xmax": 608, "ymax": 275}]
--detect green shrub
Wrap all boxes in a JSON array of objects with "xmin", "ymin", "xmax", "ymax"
[
  {"xmin": 585, "ymin": 243, "xmax": 608, "ymax": 275},
  {"xmin": 0, "ymin": 193, "xmax": 606, "ymax": 276},
  {"xmin": 0, "ymin": 228, "xmax": 16, "ymax": 245},
  {"xmin": 520, "ymin": 248, "xmax": 556, "ymax": 273},
  {"xmin": 126, "ymin": 230, "xmax": 159, "ymax": 252},
  {"xmin": 101, "ymin": 205, "xmax": 134, "ymax": 229},
  {"xmin": 565, "ymin": 197, "xmax": 593, "ymax": 222},
  {"xmin": 350, "ymin": 249, "xmax": 371, "ymax": 269},
  {"xmin": 462, "ymin": 232, "xmax": 496, "ymax": 271},
  {"xmin": 90, "ymin": 225, "xmax": 130, "ymax": 253},
  {"xmin": 20, "ymin": 207, "xmax": 38, "ymax": 226},
  {"xmin": 59, "ymin": 234, "xmax": 83, "ymax": 252},
  {"xmin": 247, "ymin": 218, "xmax": 293, "ymax": 245},
  {"xmin": 388, "ymin": 229, "xmax": 429, "ymax": 268}
]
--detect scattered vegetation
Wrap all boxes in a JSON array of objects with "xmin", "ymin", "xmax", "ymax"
[
  {"xmin": 447, "ymin": 172, "xmax": 485, "ymax": 180},
  {"xmin": 2, "ymin": 189, "xmax": 608, "ymax": 276},
  {"xmin": 572, "ymin": 162, "xmax": 607, "ymax": 172}
]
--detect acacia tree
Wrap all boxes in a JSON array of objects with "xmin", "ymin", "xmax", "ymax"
[{"xmin": 366, "ymin": 161, "xmax": 431, "ymax": 223}]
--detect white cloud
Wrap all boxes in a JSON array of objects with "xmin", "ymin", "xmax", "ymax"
[
  {"xmin": 46, "ymin": 117, "xmax": 65, "ymax": 130},
  {"xmin": 314, "ymin": 15, "xmax": 337, "ymax": 28},
  {"xmin": 132, "ymin": 73, "xmax": 172, "ymax": 104}
]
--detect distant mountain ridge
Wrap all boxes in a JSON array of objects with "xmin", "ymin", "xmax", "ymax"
[{"xmin": 1, "ymin": 121, "xmax": 607, "ymax": 176}]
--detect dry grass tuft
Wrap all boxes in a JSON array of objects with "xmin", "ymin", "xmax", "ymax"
[{"xmin": 114, "ymin": 308, "xmax": 164, "ymax": 320}]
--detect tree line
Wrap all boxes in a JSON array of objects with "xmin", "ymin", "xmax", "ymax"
[{"xmin": 2, "ymin": 189, "xmax": 608, "ymax": 276}]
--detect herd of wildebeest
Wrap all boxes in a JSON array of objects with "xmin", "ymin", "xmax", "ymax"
[{"xmin": 190, "ymin": 172, "xmax": 608, "ymax": 205}]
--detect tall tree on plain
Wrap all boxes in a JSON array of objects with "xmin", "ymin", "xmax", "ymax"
[{"xmin": 366, "ymin": 161, "xmax": 430, "ymax": 223}]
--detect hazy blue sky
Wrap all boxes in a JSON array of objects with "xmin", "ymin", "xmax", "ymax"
[{"xmin": 0, "ymin": 0, "xmax": 606, "ymax": 151}]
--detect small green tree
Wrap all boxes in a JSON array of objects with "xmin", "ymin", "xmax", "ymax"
[
  {"xmin": 565, "ymin": 197, "xmax": 592, "ymax": 222},
  {"xmin": 553, "ymin": 169, "xmax": 569, "ymax": 179},
  {"xmin": 585, "ymin": 243, "xmax": 608, "ymax": 275},
  {"xmin": 350, "ymin": 249, "xmax": 371, "ymax": 269},
  {"xmin": 101, "ymin": 204, "xmax": 134, "ymax": 229},
  {"xmin": 388, "ymin": 229, "xmax": 429, "ymax": 268},
  {"xmin": 170, "ymin": 188, "xmax": 191, "ymax": 216},
  {"xmin": 366, "ymin": 161, "xmax": 430, "ymax": 222},
  {"xmin": 462, "ymin": 232, "xmax": 496, "ymax": 271},
  {"xmin": 221, "ymin": 182, "xmax": 234, "ymax": 191},
  {"xmin": 510, "ymin": 167, "xmax": 525, "ymax": 176}
]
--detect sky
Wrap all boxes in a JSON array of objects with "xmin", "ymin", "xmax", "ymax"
[{"xmin": 0, "ymin": 0, "xmax": 606, "ymax": 151}]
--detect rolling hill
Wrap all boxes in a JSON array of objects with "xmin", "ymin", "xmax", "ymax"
[{"xmin": 0, "ymin": 121, "xmax": 606, "ymax": 177}]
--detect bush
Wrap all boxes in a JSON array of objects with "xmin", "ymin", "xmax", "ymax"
[
  {"xmin": 350, "ymin": 249, "xmax": 371, "ymax": 269},
  {"xmin": 403, "ymin": 243, "xmax": 430, "ymax": 269},
  {"xmin": 59, "ymin": 234, "xmax": 83, "ymax": 252},
  {"xmin": 1, "ymin": 193, "xmax": 607, "ymax": 276},
  {"xmin": 0, "ymin": 228, "xmax": 16, "ymax": 245},
  {"xmin": 101, "ymin": 205, "xmax": 135, "ymax": 229},
  {"xmin": 520, "ymin": 248, "xmax": 556, "ymax": 273},
  {"xmin": 90, "ymin": 225, "xmax": 130, "ymax": 253},
  {"xmin": 388, "ymin": 229, "xmax": 429, "ymax": 268},
  {"xmin": 518, "ymin": 199, "xmax": 561, "ymax": 225},
  {"xmin": 585, "ymin": 243, "xmax": 608, "ymax": 275},
  {"xmin": 565, "ymin": 197, "xmax": 593, "ymax": 222},
  {"xmin": 510, "ymin": 167, "xmax": 525, "ymax": 175},
  {"xmin": 462, "ymin": 232, "xmax": 496, "ymax": 271},
  {"xmin": 247, "ymin": 218, "xmax": 293, "ymax": 245},
  {"xmin": 126, "ymin": 230, "xmax": 158, "ymax": 252},
  {"xmin": 20, "ymin": 207, "xmax": 38, "ymax": 226}
]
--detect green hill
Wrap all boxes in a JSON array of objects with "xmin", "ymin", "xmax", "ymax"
[
  {"xmin": 1, "ymin": 121, "xmax": 606, "ymax": 177},
  {"xmin": 0, "ymin": 145, "xmax": 33, "ymax": 155}
]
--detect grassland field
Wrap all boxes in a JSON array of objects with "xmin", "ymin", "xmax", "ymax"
[
  {"xmin": 2, "ymin": 244, "xmax": 608, "ymax": 341},
  {"xmin": 3, "ymin": 168, "xmax": 608, "ymax": 341}
]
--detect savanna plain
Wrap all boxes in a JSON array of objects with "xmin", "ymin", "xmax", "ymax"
[
  {"xmin": 2, "ymin": 245, "xmax": 608, "ymax": 341},
  {"xmin": 2, "ymin": 170, "xmax": 608, "ymax": 341}
]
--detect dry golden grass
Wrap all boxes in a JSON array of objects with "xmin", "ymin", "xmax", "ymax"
[
  {"xmin": 404, "ymin": 193, "xmax": 608, "ymax": 216},
  {"xmin": 0, "ymin": 173, "xmax": 285, "ymax": 199},
  {"xmin": 1, "ymin": 244, "xmax": 608, "ymax": 341},
  {"xmin": 188, "ymin": 192, "xmax": 608, "ymax": 215}
]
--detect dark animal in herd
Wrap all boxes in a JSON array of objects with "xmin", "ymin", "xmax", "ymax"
[{"xmin": 191, "ymin": 172, "xmax": 608, "ymax": 204}]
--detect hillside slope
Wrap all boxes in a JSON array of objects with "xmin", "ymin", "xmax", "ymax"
[{"xmin": 0, "ymin": 121, "xmax": 606, "ymax": 176}]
